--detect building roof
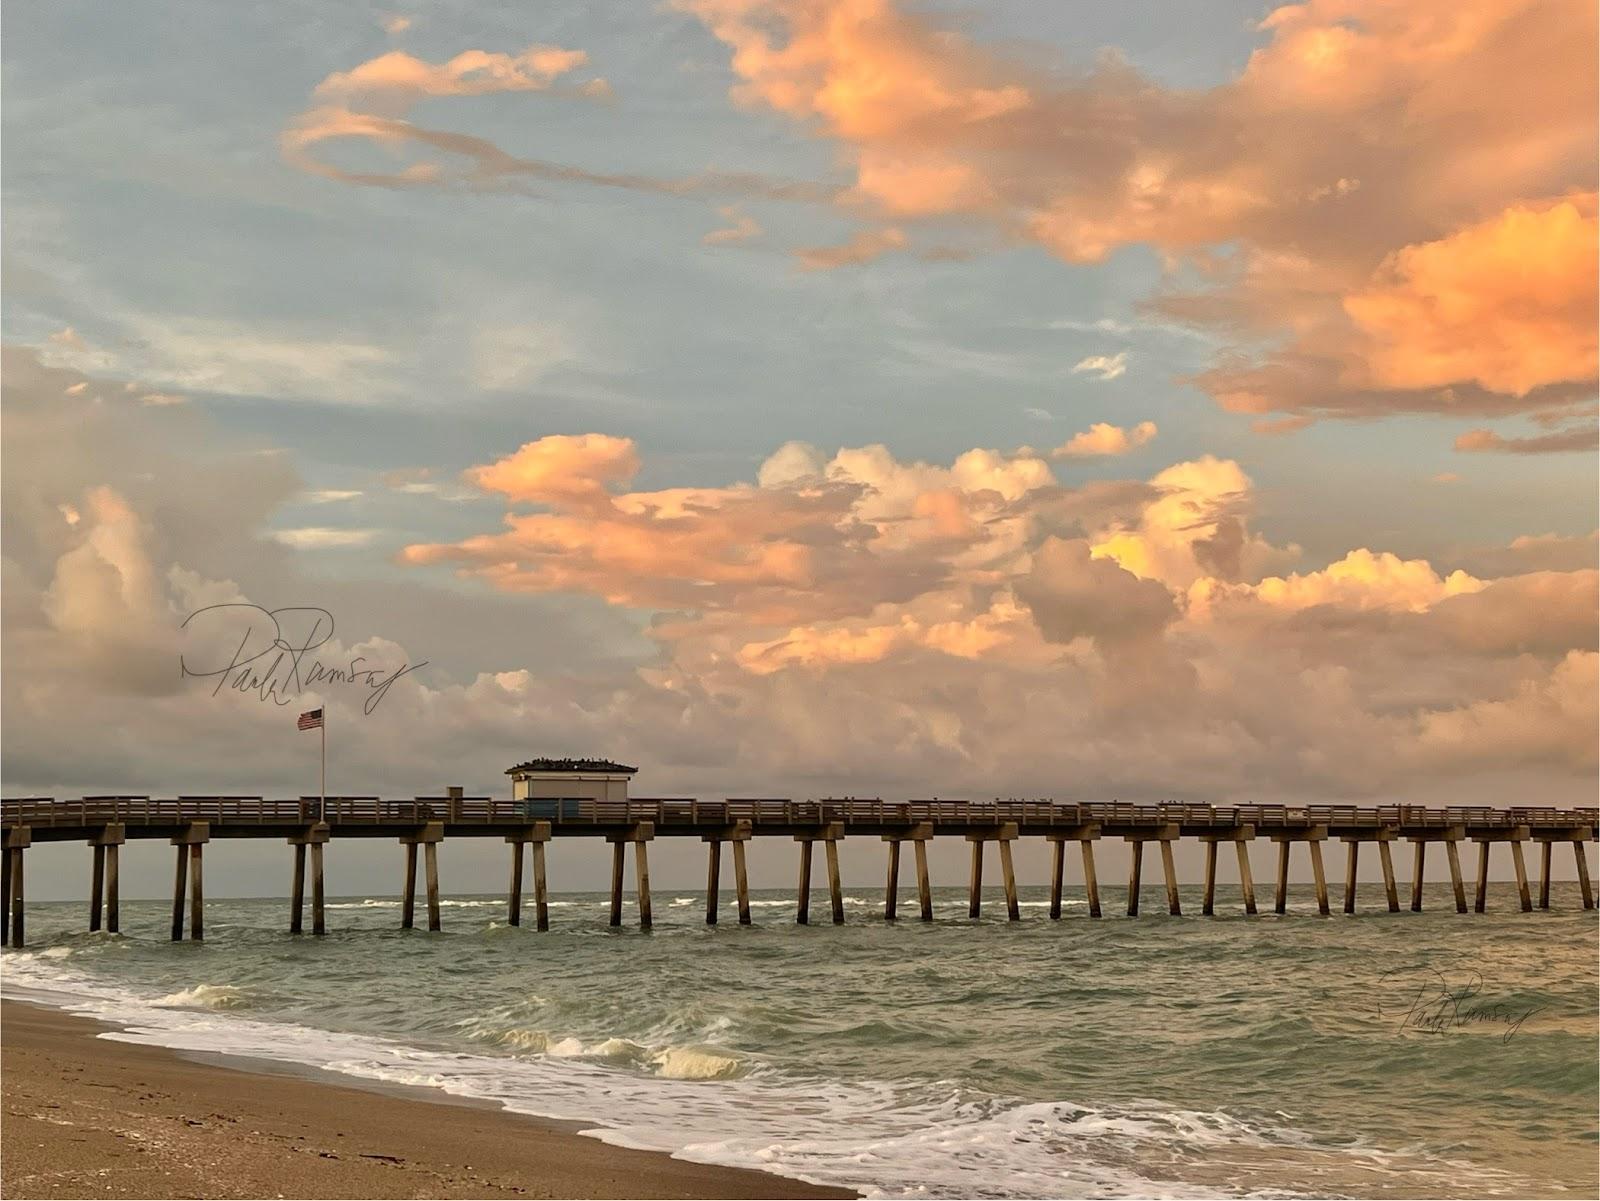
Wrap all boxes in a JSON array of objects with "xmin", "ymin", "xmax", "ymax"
[{"xmin": 505, "ymin": 758, "xmax": 638, "ymax": 776}]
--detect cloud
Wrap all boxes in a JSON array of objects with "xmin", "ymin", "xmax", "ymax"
[
  {"xmin": 1454, "ymin": 424, "xmax": 1599, "ymax": 454},
  {"xmin": 381, "ymin": 14, "xmax": 412, "ymax": 35},
  {"xmin": 5, "ymin": 347, "xmax": 1595, "ymax": 810},
  {"xmin": 1070, "ymin": 352, "xmax": 1128, "ymax": 382},
  {"xmin": 392, "ymin": 429, "xmax": 1595, "ymax": 802},
  {"xmin": 704, "ymin": 205, "xmax": 763, "ymax": 245},
  {"xmin": 49, "ymin": 327, "xmax": 87, "ymax": 350},
  {"xmin": 796, "ymin": 227, "xmax": 906, "ymax": 269},
  {"xmin": 301, "ymin": 489, "xmax": 363, "ymax": 504},
  {"xmin": 1050, "ymin": 420, "xmax": 1156, "ymax": 458},
  {"xmin": 682, "ymin": 0, "xmax": 1596, "ymax": 431},
  {"xmin": 282, "ymin": 45, "xmax": 831, "ymax": 205},
  {"xmin": 1343, "ymin": 199, "xmax": 1597, "ymax": 397},
  {"xmin": 271, "ymin": 527, "xmax": 382, "ymax": 549},
  {"xmin": 139, "ymin": 391, "xmax": 186, "ymax": 407}
]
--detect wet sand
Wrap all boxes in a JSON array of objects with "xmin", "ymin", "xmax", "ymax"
[{"xmin": 0, "ymin": 1000, "xmax": 856, "ymax": 1199}]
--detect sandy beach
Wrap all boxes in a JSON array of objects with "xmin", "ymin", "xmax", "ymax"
[{"xmin": 0, "ymin": 1000, "xmax": 856, "ymax": 1200}]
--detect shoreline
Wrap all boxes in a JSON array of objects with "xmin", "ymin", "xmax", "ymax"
[{"xmin": 0, "ymin": 998, "xmax": 857, "ymax": 1200}]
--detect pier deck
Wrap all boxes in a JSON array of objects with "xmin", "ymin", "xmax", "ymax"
[{"xmin": 2, "ymin": 796, "xmax": 1594, "ymax": 944}]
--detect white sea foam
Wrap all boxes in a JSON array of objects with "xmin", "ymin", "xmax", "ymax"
[{"xmin": 153, "ymin": 983, "xmax": 250, "ymax": 1010}]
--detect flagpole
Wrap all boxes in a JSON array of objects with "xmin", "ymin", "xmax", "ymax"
[{"xmin": 320, "ymin": 709, "xmax": 327, "ymax": 825}]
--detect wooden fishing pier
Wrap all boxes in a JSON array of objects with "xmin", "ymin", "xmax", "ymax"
[{"xmin": 0, "ymin": 795, "xmax": 1594, "ymax": 946}]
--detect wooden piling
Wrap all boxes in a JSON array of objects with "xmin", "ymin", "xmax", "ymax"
[
  {"xmin": 1411, "ymin": 840, "xmax": 1426, "ymax": 911},
  {"xmin": 1159, "ymin": 839, "xmax": 1180, "ymax": 916},
  {"xmin": 968, "ymin": 840, "xmax": 984, "ymax": 918},
  {"xmin": 1081, "ymin": 839, "xmax": 1101, "ymax": 918},
  {"xmin": 1127, "ymin": 839, "xmax": 1143, "ymax": 917},
  {"xmin": 171, "ymin": 844, "xmax": 188, "ymax": 942},
  {"xmin": 311, "ymin": 842, "xmax": 327, "ymax": 935},
  {"xmin": 105, "ymin": 844, "xmax": 120, "ymax": 934},
  {"xmin": 825, "ymin": 838, "xmax": 843, "ymax": 925},
  {"xmin": 1576, "ymin": 841, "xmax": 1594, "ymax": 910},
  {"xmin": 423, "ymin": 841, "xmax": 439, "ymax": 932},
  {"xmin": 401, "ymin": 843, "xmax": 416, "ymax": 929},
  {"xmin": 1343, "ymin": 841, "xmax": 1358, "ymax": 915},
  {"xmin": 2, "ymin": 843, "xmax": 10, "ymax": 947},
  {"xmin": 1274, "ymin": 841, "xmax": 1289, "ymax": 916},
  {"xmin": 998, "ymin": 831, "xmax": 1019, "ymax": 921},
  {"xmin": 1445, "ymin": 838, "xmax": 1467, "ymax": 913},
  {"xmin": 610, "ymin": 841, "xmax": 626, "ymax": 927},
  {"xmin": 292, "ymin": 844, "xmax": 307, "ymax": 933},
  {"xmin": 884, "ymin": 838, "xmax": 900, "ymax": 920},
  {"xmin": 508, "ymin": 840, "xmax": 525, "ymax": 926},
  {"xmin": 796, "ymin": 838, "xmax": 813, "ymax": 925},
  {"xmin": 912, "ymin": 838, "xmax": 932, "ymax": 920},
  {"xmin": 1308, "ymin": 839, "xmax": 1329, "ymax": 916},
  {"xmin": 1202, "ymin": 840, "xmax": 1218, "ymax": 916},
  {"xmin": 1510, "ymin": 839, "xmax": 1531, "ymax": 912},
  {"xmin": 532, "ymin": 841, "xmax": 550, "ymax": 930},
  {"xmin": 1474, "ymin": 841, "xmax": 1490, "ymax": 913},
  {"xmin": 705, "ymin": 839, "xmax": 722, "ymax": 925},
  {"xmin": 1049, "ymin": 837, "xmax": 1065, "ymax": 919},
  {"xmin": 190, "ymin": 843, "xmax": 205, "ymax": 941},
  {"xmin": 732, "ymin": 839, "xmax": 751, "ymax": 924},
  {"xmin": 4, "ymin": 832, "xmax": 28, "ymax": 948},
  {"xmin": 1539, "ymin": 840, "xmax": 1552, "ymax": 909},
  {"xmin": 636, "ymin": 840, "xmax": 653, "ymax": 930},
  {"xmin": 1378, "ymin": 839, "xmax": 1399, "ymax": 912},
  {"xmin": 9, "ymin": 846, "xmax": 24, "ymax": 948},
  {"xmin": 90, "ymin": 844, "xmax": 105, "ymax": 932},
  {"xmin": 1236, "ymin": 840, "xmax": 1256, "ymax": 915}
]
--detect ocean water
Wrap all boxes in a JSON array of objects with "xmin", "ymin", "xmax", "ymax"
[{"xmin": 3, "ymin": 883, "xmax": 1596, "ymax": 1199}]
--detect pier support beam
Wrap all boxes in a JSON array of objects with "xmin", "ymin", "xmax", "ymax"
[
  {"xmin": 1082, "ymin": 838, "xmax": 1101, "ymax": 918},
  {"xmin": 87, "ymin": 825, "xmax": 124, "ymax": 933},
  {"xmin": 1378, "ymin": 837, "xmax": 1400, "ymax": 913},
  {"xmin": 1530, "ymin": 828, "xmax": 1595, "ymax": 911},
  {"xmin": 794, "ymin": 824, "xmax": 844, "ymax": 925},
  {"xmin": 1237, "ymin": 840, "xmax": 1257, "ymax": 915},
  {"xmin": 1198, "ymin": 827, "xmax": 1255, "ymax": 916},
  {"xmin": 1339, "ymin": 829, "xmax": 1397, "ymax": 916},
  {"xmin": 170, "ymin": 822, "xmax": 209, "ymax": 941},
  {"xmin": 887, "ymin": 824, "xmax": 935, "ymax": 921},
  {"xmin": 399, "ymin": 823, "xmax": 443, "ymax": 931},
  {"xmin": 607, "ymin": 824, "xmax": 655, "ymax": 930},
  {"xmin": 1044, "ymin": 824, "xmax": 1101, "ymax": 919},
  {"xmin": 703, "ymin": 822, "xmax": 752, "ymax": 926},
  {"xmin": 1445, "ymin": 836, "xmax": 1468, "ymax": 914},
  {"xmin": 966, "ymin": 824, "xmax": 1019, "ymax": 920},
  {"xmin": 1269, "ymin": 826, "xmax": 1329, "ymax": 916},
  {"xmin": 1469, "ymin": 829, "xmax": 1531, "ymax": 914},
  {"xmin": 1124, "ymin": 826, "xmax": 1179, "ymax": 917},
  {"xmin": 1160, "ymin": 838, "xmax": 1181, "ymax": 916},
  {"xmin": 288, "ymin": 823, "xmax": 329, "ymax": 934},
  {"xmin": 1411, "ymin": 840, "xmax": 1426, "ymax": 912},
  {"xmin": 4, "ymin": 827, "xmax": 30, "ymax": 948},
  {"xmin": 1509, "ymin": 834, "xmax": 1532, "ymax": 913},
  {"xmin": 506, "ymin": 823, "xmax": 552, "ymax": 929}
]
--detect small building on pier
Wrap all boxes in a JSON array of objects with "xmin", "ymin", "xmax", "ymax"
[{"xmin": 506, "ymin": 758, "xmax": 636, "ymax": 803}]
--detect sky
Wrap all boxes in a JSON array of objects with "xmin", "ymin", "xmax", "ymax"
[{"xmin": 3, "ymin": 0, "xmax": 1596, "ymax": 898}]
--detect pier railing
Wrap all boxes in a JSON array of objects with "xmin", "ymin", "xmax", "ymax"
[{"xmin": 3, "ymin": 795, "xmax": 1595, "ymax": 835}]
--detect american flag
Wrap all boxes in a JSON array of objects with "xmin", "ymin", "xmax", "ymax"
[{"xmin": 297, "ymin": 708, "xmax": 323, "ymax": 731}]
